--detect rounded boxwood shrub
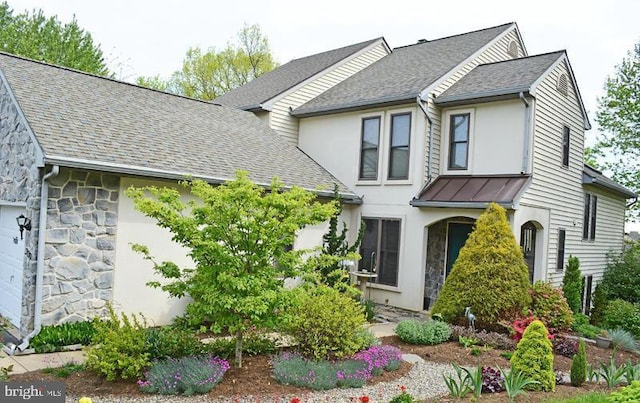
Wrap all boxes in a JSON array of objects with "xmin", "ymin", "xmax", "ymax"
[
  {"xmin": 530, "ymin": 281, "xmax": 574, "ymax": 331},
  {"xmin": 510, "ymin": 320, "xmax": 555, "ymax": 391},
  {"xmin": 395, "ymin": 320, "xmax": 451, "ymax": 345},
  {"xmin": 431, "ymin": 203, "xmax": 531, "ymax": 329},
  {"xmin": 283, "ymin": 285, "xmax": 368, "ymax": 360}
]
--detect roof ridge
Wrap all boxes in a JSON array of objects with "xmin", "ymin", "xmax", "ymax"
[
  {"xmin": 393, "ymin": 22, "xmax": 514, "ymax": 50},
  {"xmin": 473, "ymin": 50, "xmax": 566, "ymax": 68},
  {"xmin": 288, "ymin": 37, "xmax": 383, "ymax": 63},
  {"xmin": 0, "ymin": 51, "xmax": 220, "ymax": 107}
]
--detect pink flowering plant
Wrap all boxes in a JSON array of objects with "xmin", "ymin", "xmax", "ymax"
[{"xmin": 137, "ymin": 355, "xmax": 230, "ymax": 395}]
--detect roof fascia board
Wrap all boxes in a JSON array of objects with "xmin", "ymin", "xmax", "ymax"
[
  {"xmin": 582, "ymin": 175, "xmax": 637, "ymax": 198},
  {"xmin": 420, "ymin": 22, "xmax": 518, "ymax": 99},
  {"xmin": 0, "ymin": 69, "xmax": 45, "ymax": 167},
  {"xmin": 262, "ymin": 38, "xmax": 390, "ymax": 111},
  {"xmin": 529, "ymin": 52, "xmax": 591, "ymax": 130},
  {"xmin": 293, "ymin": 95, "xmax": 415, "ymax": 118},
  {"xmin": 512, "ymin": 22, "xmax": 529, "ymax": 56},
  {"xmin": 43, "ymin": 155, "xmax": 362, "ymax": 203},
  {"xmin": 410, "ymin": 200, "xmax": 514, "ymax": 209}
]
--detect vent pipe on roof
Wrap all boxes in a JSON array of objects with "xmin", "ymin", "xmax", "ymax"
[{"xmin": 417, "ymin": 39, "xmax": 428, "ymax": 44}]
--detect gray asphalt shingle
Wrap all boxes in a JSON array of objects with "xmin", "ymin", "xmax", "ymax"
[
  {"xmin": 292, "ymin": 23, "xmax": 514, "ymax": 117},
  {"xmin": 435, "ymin": 51, "xmax": 564, "ymax": 104},
  {"xmin": 0, "ymin": 53, "xmax": 354, "ymax": 195},
  {"xmin": 214, "ymin": 38, "xmax": 383, "ymax": 109}
]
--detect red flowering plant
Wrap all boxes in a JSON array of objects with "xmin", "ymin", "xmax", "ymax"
[
  {"xmin": 389, "ymin": 385, "xmax": 415, "ymax": 403},
  {"xmin": 512, "ymin": 315, "xmax": 555, "ymax": 342}
]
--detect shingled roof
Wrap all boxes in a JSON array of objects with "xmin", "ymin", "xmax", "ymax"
[
  {"xmin": 434, "ymin": 51, "xmax": 564, "ymax": 105},
  {"xmin": 292, "ymin": 23, "xmax": 515, "ymax": 117},
  {"xmin": 583, "ymin": 165, "xmax": 637, "ymax": 198},
  {"xmin": 0, "ymin": 53, "xmax": 357, "ymax": 199},
  {"xmin": 214, "ymin": 37, "xmax": 384, "ymax": 110}
]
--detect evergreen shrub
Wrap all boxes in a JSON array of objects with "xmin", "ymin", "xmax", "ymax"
[
  {"xmin": 431, "ymin": 203, "xmax": 531, "ymax": 329},
  {"xmin": 510, "ymin": 320, "xmax": 555, "ymax": 391},
  {"xmin": 607, "ymin": 380, "xmax": 640, "ymax": 402},
  {"xmin": 570, "ymin": 339, "xmax": 587, "ymax": 387},
  {"xmin": 602, "ymin": 299, "xmax": 640, "ymax": 338},
  {"xmin": 562, "ymin": 255, "xmax": 583, "ymax": 314}
]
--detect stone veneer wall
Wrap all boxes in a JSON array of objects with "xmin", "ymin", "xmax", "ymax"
[
  {"xmin": 424, "ymin": 217, "xmax": 475, "ymax": 310},
  {"xmin": 40, "ymin": 168, "xmax": 120, "ymax": 327},
  {"xmin": 0, "ymin": 78, "xmax": 41, "ymax": 334}
]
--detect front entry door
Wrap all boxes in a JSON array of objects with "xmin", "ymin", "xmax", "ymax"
[
  {"xmin": 445, "ymin": 223, "xmax": 474, "ymax": 278},
  {"xmin": 520, "ymin": 222, "xmax": 537, "ymax": 283}
]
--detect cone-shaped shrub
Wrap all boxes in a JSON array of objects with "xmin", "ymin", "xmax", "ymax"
[
  {"xmin": 510, "ymin": 320, "xmax": 555, "ymax": 391},
  {"xmin": 570, "ymin": 339, "xmax": 587, "ymax": 386},
  {"xmin": 431, "ymin": 203, "xmax": 531, "ymax": 328},
  {"xmin": 562, "ymin": 255, "xmax": 583, "ymax": 314}
]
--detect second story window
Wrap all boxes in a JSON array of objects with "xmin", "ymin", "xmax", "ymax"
[
  {"xmin": 388, "ymin": 113, "xmax": 411, "ymax": 179},
  {"xmin": 359, "ymin": 117, "xmax": 381, "ymax": 180},
  {"xmin": 562, "ymin": 126, "xmax": 570, "ymax": 167},
  {"xmin": 448, "ymin": 113, "xmax": 470, "ymax": 170},
  {"xmin": 583, "ymin": 193, "xmax": 597, "ymax": 240}
]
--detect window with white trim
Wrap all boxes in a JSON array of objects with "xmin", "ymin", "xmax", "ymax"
[
  {"xmin": 556, "ymin": 228, "xmax": 566, "ymax": 271},
  {"xmin": 359, "ymin": 117, "xmax": 381, "ymax": 180},
  {"xmin": 583, "ymin": 193, "xmax": 597, "ymax": 240},
  {"xmin": 388, "ymin": 113, "xmax": 411, "ymax": 180},
  {"xmin": 448, "ymin": 113, "xmax": 470, "ymax": 170}
]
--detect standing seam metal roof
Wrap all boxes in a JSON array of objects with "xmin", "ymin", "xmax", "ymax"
[
  {"xmin": 0, "ymin": 53, "xmax": 355, "ymax": 196},
  {"xmin": 213, "ymin": 38, "xmax": 383, "ymax": 110},
  {"xmin": 292, "ymin": 23, "xmax": 514, "ymax": 117}
]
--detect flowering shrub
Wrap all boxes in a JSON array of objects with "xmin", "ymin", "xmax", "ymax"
[
  {"xmin": 530, "ymin": 281, "xmax": 574, "ymax": 331},
  {"xmin": 138, "ymin": 355, "xmax": 230, "ymax": 395},
  {"xmin": 481, "ymin": 366, "xmax": 504, "ymax": 393},
  {"xmin": 512, "ymin": 316, "xmax": 555, "ymax": 342},
  {"xmin": 272, "ymin": 345, "xmax": 401, "ymax": 390}
]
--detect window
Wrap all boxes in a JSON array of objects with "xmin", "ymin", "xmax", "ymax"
[
  {"xmin": 583, "ymin": 193, "xmax": 597, "ymax": 240},
  {"xmin": 358, "ymin": 218, "xmax": 401, "ymax": 286},
  {"xmin": 388, "ymin": 113, "xmax": 411, "ymax": 179},
  {"xmin": 556, "ymin": 229, "xmax": 566, "ymax": 271},
  {"xmin": 562, "ymin": 126, "xmax": 570, "ymax": 167},
  {"xmin": 359, "ymin": 117, "xmax": 381, "ymax": 180},
  {"xmin": 448, "ymin": 113, "xmax": 470, "ymax": 170}
]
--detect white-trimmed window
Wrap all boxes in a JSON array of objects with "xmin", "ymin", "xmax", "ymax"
[
  {"xmin": 583, "ymin": 193, "xmax": 597, "ymax": 240},
  {"xmin": 556, "ymin": 228, "xmax": 566, "ymax": 271},
  {"xmin": 359, "ymin": 116, "xmax": 381, "ymax": 180},
  {"xmin": 562, "ymin": 126, "xmax": 570, "ymax": 167},
  {"xmin": 388, "ymin": 113, "xmax": 411, "ymax": 180},
  {"xmin": 448, "ymin": 113, "xmax": 471, "ymax": 170}
]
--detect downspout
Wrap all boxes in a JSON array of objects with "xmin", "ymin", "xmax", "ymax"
[
  {"xmin": 519, "ymin": 92, "xmax": 531, "ymax": 174},
  {"xmin": 416, "ymin": 95, "xmax": 434, "ymax": 182},
  {"xmin": 17, "ymin": 165, "xmax": 59, "ymax": 352}
]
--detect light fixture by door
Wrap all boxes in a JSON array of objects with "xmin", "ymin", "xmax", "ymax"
[{"xmin": 16, "ymin": 214, "xmax": 32, "ymax": 240}]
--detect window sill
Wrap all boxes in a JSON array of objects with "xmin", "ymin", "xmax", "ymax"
[
  {"xmin": 367, "ymin": 283, "xmax": 401, "ymax": 293},
  {"xmin": 383, "ymin": 179, "xmax": 412, "ymax": 186},
  {"xmin": 356, "ymin": 180, "xmax": 382, "ymax": 186}
]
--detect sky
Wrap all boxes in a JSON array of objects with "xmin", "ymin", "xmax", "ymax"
[{"xmin": 7, "ymin": 0, "xmax": 640, "ymax": 228}]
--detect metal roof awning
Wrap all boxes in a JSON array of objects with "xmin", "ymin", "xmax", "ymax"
[{"xmin": 411, "ymin": 174, "xmax": 530, "ymax": 208}]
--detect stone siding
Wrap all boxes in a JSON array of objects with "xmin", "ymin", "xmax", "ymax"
[
  {"xmin": 0, "ymin": 77, "xmax": 42, "ymax": 334},
  {"xmin": 41, "ymin": 168, "xmax": 120, "ymax": 326}
]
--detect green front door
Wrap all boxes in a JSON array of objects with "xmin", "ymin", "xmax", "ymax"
[{"xmin": 446, "ymin": 223, "xmax": 474, "ymax": 277}]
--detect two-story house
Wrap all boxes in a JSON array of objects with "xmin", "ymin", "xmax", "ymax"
[{"xmin": 218, "ymin": 22, "xmax": 636, "ymax": 312}]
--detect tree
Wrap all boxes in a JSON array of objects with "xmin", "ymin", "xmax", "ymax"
[
  {"xmin": 0, "ymin": 2, "xmax": 108, "ymax": 75},
  {"xmin": 562, "ymin": 255, "xmax": 583, "ymax": 314},
  {"xmin": 136, "ymin": 24, "xmax": 277, "ymax": 100},
  {"xmin": 592, "ymin": 42, "xmax": 640, "ymax": 217},
  {"xmin": 307, "ymin": 185, "xmax": 364, "ymax": 290},
  {"xmin": 431, "ymin": 203, "xmax": 531, "ymax": 329},
  {"xmin": 126, "ymin": 172, "xmax": 336, "ymax": 367}
]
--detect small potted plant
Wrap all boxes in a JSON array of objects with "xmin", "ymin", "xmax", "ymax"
[{"xmin": 595, "ymin": 329, "xmax": 611, "ymax": 349}]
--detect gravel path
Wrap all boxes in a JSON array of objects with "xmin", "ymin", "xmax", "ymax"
[{"xmin": 65, "ymin": 361, "xmax": 455, "ymax": 403}]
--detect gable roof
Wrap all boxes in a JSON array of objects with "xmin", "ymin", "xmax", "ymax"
[
  {"xmin": 583, "ymin": 165, "xmax": 637, "ymax": 198},
  {"xmin": 214, "ymin": 38, "xmax": 385, "ymax": 111},
  {"xmin": 434, "ymin": 51, "xmax": 564, "ymax": 105},
  {"xmin": 0, "ymin": 52, "xmax": 358, "ymax": 200},
  {"xmin": 292, "ymin": 23, "xmax": 515, "ymax": 117}
]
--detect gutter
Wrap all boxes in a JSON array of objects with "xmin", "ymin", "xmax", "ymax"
[
  {"xmin": 416, "ymin": 95, "xmax": 434, "ymax": 183},
  {"xmin": 519, "ymin": 92, "xmax": 531, "ymax": 174},
  {"xmin": 410, "ymin": 200, "xmax": 515, "ymax": 209},
  {"xmin": 15, "ymin": 165, "xmax": 59, "ymax": 353}
]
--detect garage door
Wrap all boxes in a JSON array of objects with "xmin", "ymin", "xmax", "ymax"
[{"xmin": 0, "ymin": 205, "xmax": 26, "ymax": 327}]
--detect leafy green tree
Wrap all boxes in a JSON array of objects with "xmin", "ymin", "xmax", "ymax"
[
  {"xmin": 0, "ymin": 2, "xmax": 108, "ymax": 75},
  {"xmin": 307, "ymin": 185, "xmax": 364, "ymax": 290},
  {"xmin": 136, "ymin": 24, "xmax": 277, "ymax": 100},
  {"xmin": 431, "ymin": 203, "xmax": 531, "ymax": 329},
  {"xmin": 591, "ymin": 42, "xmax": 640, "ymax": 217},
  {"xmin": 126, "ymin": 171, "xmax": 336, "ymax": 367},
  {"xmin": 562, "ymin": 255, "xmax": 583, "ymax": 314}
]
